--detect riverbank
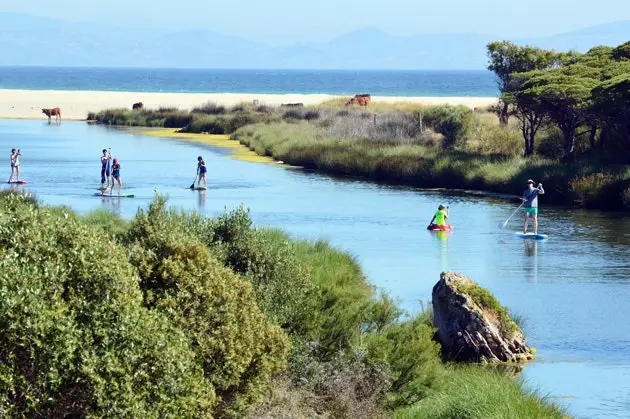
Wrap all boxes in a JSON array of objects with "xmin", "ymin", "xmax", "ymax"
[
  {"xmin": 0, "ymin": 89, "xmax": 497, "ymax": 120},
  {"xmin": 234, "ymin": 122, "xmax": 630, "ymax": 211},
  {"xmin": 0, "ymin": 190, "xmax": 565, "ymax": 417}
]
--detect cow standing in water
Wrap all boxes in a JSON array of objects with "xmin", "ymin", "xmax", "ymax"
[{"xmin": 42, "ymin": 108, "xmax": 61, "ymax": 125}]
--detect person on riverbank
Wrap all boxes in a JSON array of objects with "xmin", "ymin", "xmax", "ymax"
[
  {"xmin": 197, "ymin": 156, "xmax": 207, "ymax": 188},
  {"xmin": 522, "ymin": 179, "xmax": 545, "ymax": 234},
  {"xmin": 109, "ymin": 158, "xmax": 123, "ymax": 196},
  {"xmin": 428, "ymin": 204, "xmax": 449, "ymax": 228},
  {"xmin": 100, "ymin": 148, "xmax": 112, "ymax": 190},
  {"xmin": 8, "ymin": 148, "xmax": 21, "ymax": 183}
]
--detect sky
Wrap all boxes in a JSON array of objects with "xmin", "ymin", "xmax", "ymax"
[{"xmin": 1, "ymin": 0, "xmax": 629, "ymax": 44}]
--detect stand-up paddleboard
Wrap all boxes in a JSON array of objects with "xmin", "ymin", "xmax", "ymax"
[
  {"xmin": 94, "ymin": 193, "xmax": 135, "ymax": 198},
  {"xmin": 515, "ymin": 232, "xmax": 549, "ymax": 240},
  {"xmin": 194, "ymin": 187, "xmax": 207, "ymax": 191},
  {"xmin": 7, "ymin": 180, "xmax": 28, "ymax": 184}
]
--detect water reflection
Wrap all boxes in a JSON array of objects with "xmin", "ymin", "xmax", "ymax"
[
  {"xmin": 98, "ymin": 196, "xmax": 122, "ymax": 213},
  {"xmin": 524, "ymin": 239, "xmax": 538, "ymax": 257},
  {"xmin": 523, "ymin": 240, "xmax": 539, "ymax": 283},
  {"xmin": 197, "ymin": 189, "xmax": 207, "ymax": 211},
  {"xmin": 429, "ymin": 230, "xmax": 449, "ymax": 272}
]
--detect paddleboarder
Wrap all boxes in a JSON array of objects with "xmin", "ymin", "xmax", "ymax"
[
  {"xmin": 196, "ymin": 156, "xmax": 207, "ymax": 188},
  {"xmin": 8, "ymin": 148, "xmax": 21, "ymax": 183},
  {"xmin": 110, "ymin": 158, "xmax": 123, "ymax": 196},
  {"xmin": 428, "ymin": 204, "xmax": 449, "ymax": 229},
  {"xmin": 100, "ymin": 148, "xmax": 112, "ymax": 191},
  {"xmin": 522, "ymin": 179, "xmax": 545, "ymax": 234}
]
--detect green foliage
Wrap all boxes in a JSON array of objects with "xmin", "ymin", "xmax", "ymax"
[
  {"xmin": 192, "ymin": 101, "xmax": 227, "ymax": 115},
  {"xmin": 612, "ymin": 41, "xmax": 630, "ymax": 60},
  {"xmin": 364, "ymin": 311, "xmax": 444, "ymax": 408},
  {"xmin": 90, "ymin": 107, "xmax": 280, "ymax": 134},
  {"xmin": 235, "ymin": 122, "xmax": 630, "ymax": 210},
  {"xmin": 422, "ymin": 105, "xmax": 473, "ymax": 148},
  {"xmin": 0, "ymin": 192, "xmax": 215, "ymax": 417},
  {"xmin": 124, "ymin": 197, "xmax": 290, "ymax": 417},
  {"xmin": 394, "ymin": 367, "xmax": 565, "ymax": 419},
  {"xmin": 453, "ymin": 282, "xmax": 519, "ymax": 338},
  {"xmin": 81, "ymin": 208, "xmax": 128, "ymax": 237}
]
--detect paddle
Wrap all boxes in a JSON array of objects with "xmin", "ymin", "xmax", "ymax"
[
  {"xmin": 498, "ymin": 201, "xmax": 526, "ymax": 230},
  {"xmin": 189, "ymin": 175, "xmax": 196, "ymax": 189}
]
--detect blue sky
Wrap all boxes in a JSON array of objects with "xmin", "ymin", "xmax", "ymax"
[{"xmin": 1, "ymin": 0, "xmax": 629, "ymax": 44}]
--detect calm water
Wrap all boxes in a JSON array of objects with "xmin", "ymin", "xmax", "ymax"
[
  {"xmin": 2, "ymin": 120, "xmax": 630, "ymax": 418},
  {"xmin": 0, "ymin": 67, "xmax": 498, "ymax": 97}
]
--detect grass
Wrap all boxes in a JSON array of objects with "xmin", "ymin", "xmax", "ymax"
[
  {"xmin": 395, "ymin": 366, "xmax": 566, "ymax": 419},
  {"xmin": 234, "ymin": 122, "xmax": 630, "ymax": 210},
  {"xmin": 453, "ymin": 281, "xmax": 519, "ymax": 338}
]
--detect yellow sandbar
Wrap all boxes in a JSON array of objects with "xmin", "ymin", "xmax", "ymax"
[{"xmin": 140, "ymin": 128, "xmax": 300, "ymax": 168}]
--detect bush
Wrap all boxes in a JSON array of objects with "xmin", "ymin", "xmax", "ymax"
[
  {"xmin": 422, "ymin": 105, "xmax": 474, "ymax": 149},
  {"xmin": 0, "ymin": 192, "xmax": 214, "ymax": 417},
  {"xmin": 192, "ymin": 101, "xmax": 227, "ymax": 115},
  {"xmin": 125, "ymin": 197, "xmax": 290, "ymax": 417}
]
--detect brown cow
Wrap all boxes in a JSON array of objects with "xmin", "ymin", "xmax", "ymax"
[
  {"xmin": 132, "ymin": 102, "xmax": 144, "ymax": 110},
  {"xmin": 42, "ymin": 107, "xmax": 61, "ymax": 124},
  {"xmin": 345, "ymin": 94, "xmax": 371, "ymax": 107}
]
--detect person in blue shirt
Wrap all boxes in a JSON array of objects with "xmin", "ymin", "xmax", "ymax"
[{"xmin": 522, "ymin": 179, "xmax": 545, "ymax": 234}]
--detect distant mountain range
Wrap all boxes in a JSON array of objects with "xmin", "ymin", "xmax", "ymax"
[{"xmin": 0, "ymin": 13, "xmax": 628, "ymax": 69}]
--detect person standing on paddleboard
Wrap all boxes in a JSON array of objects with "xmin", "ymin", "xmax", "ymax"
[
  {"xmin": 196, "ymin": 156, "xmax": 207, "ymax": 188},
  {"xmin": 428, "ymin": 204, "xmax": 449, "ymax": 229},
  {"xmin": 110, "ymin": 158, "xmax": 123, "ymax": 196},
  {"xmin": 522, "ymin": 179, "xmax": 545, "ymax": 234},
  {"xmin": 8, "ymin": 148, "xmax": 21, "ymax": 183},
  {"xmin": 100, "ymin": 148, "xmax": 112, "ymax": 190}
]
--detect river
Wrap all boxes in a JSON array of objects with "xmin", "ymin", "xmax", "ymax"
[{"xmin": 2, "ymin": 120, "xmax": 629, "ymax": 418}]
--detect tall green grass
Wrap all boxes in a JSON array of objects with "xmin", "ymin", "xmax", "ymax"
[
  {"xmin": 234, "ymin": 122, "xmax": 630, "ymax": 210},
  {"xmin": 395, "ymin": 367, "xmax": 565, "ymax": 419}
]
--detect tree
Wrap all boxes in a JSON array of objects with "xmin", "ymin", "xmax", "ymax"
[
  {"xmin": 517, "ymin": 65, "xmax": 600, "ymax": 161},
  {"xmin": 591, "ymin": 73, "xmax": 630, "ymax": 155},
  {"xmin": 486, "ymin": 41, "xmax": 560, "ymax": 126},
  {"xmin": 507, "ymin": 81, "xmax": 548, "ymax": 156}
]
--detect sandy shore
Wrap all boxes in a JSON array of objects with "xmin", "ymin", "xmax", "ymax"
[{"xmin": 0, "ymin": 89, "xmax": 498, "ymax": 120}]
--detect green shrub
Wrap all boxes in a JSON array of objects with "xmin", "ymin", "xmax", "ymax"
[
  {"xmin": 422, "ymin": 105, "xmax": 474, "ymax": 149},
  {"xmin": 0, "ymin": 192, "xmax": 214, "ymax": 417},
  {"xmin": 364, "ymin": 310, "xmax": 444, "ymax": 408},
  {"xmin": 125, "ymin": 197, "xmax": 290, "ymax": 417},
  {"xmin": 192, "ymin": 101, "xmax": 227, "ymax": 115}
]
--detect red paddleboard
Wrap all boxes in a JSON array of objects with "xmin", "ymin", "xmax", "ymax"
[
  {"xmin": 7, "ymin": 180, "xmax": 28, "ymax": 184},
  {"xmin": 427, "ymin": 224, "xmax": 453, "ymax": 231}
]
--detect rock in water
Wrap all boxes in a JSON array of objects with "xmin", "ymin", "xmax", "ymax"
[{"xmin": 432, "ymin": 272, "xmax": 534, "ymax": 363}]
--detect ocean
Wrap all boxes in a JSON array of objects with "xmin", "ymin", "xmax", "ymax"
[{"xmin": 0, "ymin": 67, "xmax": 498, "ymax": 97}]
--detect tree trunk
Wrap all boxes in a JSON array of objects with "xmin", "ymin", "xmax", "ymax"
[
  {"xmin": 562, "ymin": 124, "xmax": 576, "ymax": 162},
  {"xmin": 499, "ymin": 101, "xmax": 509, "ymax": 126},
  {"xmin": 587, "ymin": 125, "xmax": 598, "ymax": 152}
]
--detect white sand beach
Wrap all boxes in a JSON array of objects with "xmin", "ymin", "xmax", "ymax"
[{"xmin": 0, "ymin": 89, "xmax": 498, "ymax": 120}]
